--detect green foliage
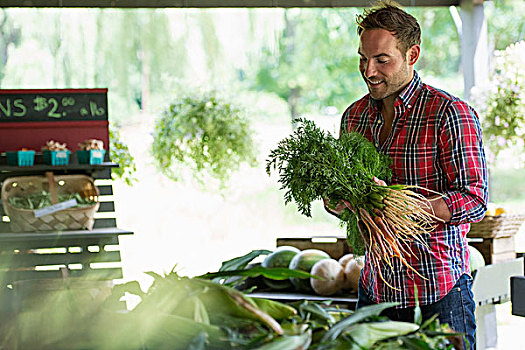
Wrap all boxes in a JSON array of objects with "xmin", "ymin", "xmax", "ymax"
[
  {"xmin": 486, "ymin": 0, "xmax": 525, "ymax": 50},
  {"xmin": 248, "ymin": 4, "xmax": 523, "ymax": 121},
  {"xmin": 1, "ymin": 254, "xmax": 463, "ymax": 349},
  {"xmin": 109, "ymin": 123, "xmax": 137, "ymax": 186},
  {"xmin": 250, "ymin": 8, "xmax": 364, "ymax": 122},
  {"xmin": 249, "ymin": 7, "xmax": 463, "ymax": 121},
  {"xmin": 409, "ymin": 7, "xmax": 460, "ymax": 76},
  {"xmin": 471, "ymin": 41, "xmax": 525, "ymax": 166},
  {"xmin": 93, "ymin": 10, "xmax": 188, "ymax": 116},
  {"xmin": 266, "ymin": 118, "xmax": 391, "ymax": 218},
  {"xmin": 151, "ymin": 91, "xmax": 258, "ymax": 189}
]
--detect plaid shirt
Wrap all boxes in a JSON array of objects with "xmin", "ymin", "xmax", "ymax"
[{"xmin": 341, "ymin": 72, "xmax": 488, "ymax": 307}]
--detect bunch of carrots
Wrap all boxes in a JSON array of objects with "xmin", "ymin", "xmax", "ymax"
[{"xmin": 266, "ymin": 119, "xmax": 443, "ymax": 289}]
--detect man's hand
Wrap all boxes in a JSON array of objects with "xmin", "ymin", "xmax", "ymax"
[
  {"xmin": 323, "ymin": 198, "xmax": 354, "ymax": 216},
  {"xmin": 324, "ymin": 177, "xmax": 385, "ymax": 217},
  {"xmin": 373, "ymin": 176, "xmax": 387, "ymax": 186},
  {"xmin": 423, "ymin": 195, "xmax": 452, "ymax": 223},
  {"xmin": 372, "ymin": 176, "xmax": 451, "ymax": 223}
]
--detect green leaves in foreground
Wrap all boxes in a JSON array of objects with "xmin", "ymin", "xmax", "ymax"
[
  {"xmin": 199, "ymin": 265, "xmax": 318, "ymax": 282},
  {"xmin": 5, "ymin": 249, "xmax": 464, "ymax": 349},
  {"xmin": 322, "ymin": 302, "xmax": 400, "ymax": 342}
]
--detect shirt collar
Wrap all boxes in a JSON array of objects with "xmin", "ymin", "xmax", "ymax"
[{"xmin": 397, "ymin": 71, "xmax": 421, "ymax": 108}]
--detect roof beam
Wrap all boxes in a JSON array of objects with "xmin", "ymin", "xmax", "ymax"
[{"xmin": 0, "ymin": 0, "xmax": 461, "ymax": 8}]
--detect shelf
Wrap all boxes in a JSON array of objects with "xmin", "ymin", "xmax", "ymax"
[
  {"xmin": 0, "ymin": 227, "xmax": 133, "ymax": 243},
  {"xmin": 248, "ymin": 291, "xmax": 358, "ymax": 305},
  {"xmin": 0, "ymin": 162, "xmax": 119, "ymax": 172},
  {"xmin": 0, "ymin": 162, "xmax": 119, "ymax": 181}
]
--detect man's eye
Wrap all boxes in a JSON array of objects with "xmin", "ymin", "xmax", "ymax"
[{"xmin": 377, "ymin": 60, "xmax": 388, "ymax": 64}]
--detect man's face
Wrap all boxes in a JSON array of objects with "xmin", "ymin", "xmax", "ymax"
[{"xmin": 358, "ymin": 29, "xmax": 414, "ymax": 101}]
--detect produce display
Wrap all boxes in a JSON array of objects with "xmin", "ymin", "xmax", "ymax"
[
  {"xmin": 41, "ymin": 139, "xmax": 71, "ymax": 165},
  {"xmin": 41, "ymin": 140, "xmax": 68, "ymax": 151},
  {"xmin": 289, "ymin": 249, "xmax": 330, "ymax": 292},
  {"xmin": 344, "ymin": 256, "xmax": 365, "ymax": 292},
  {"xmin": 77, "ymin": 138, "xmax": 106, "ymax": 164},
  {"xmin": 338, "ymin": 253, "xmax": 354, "ymax": 269},
  {"xmin": 468, "ymin": 245, "xmax": 486, "ymax": 273},
  {"xmin": 258, "ymin": 247, "xmax": 363, "ymax": 297},
  {"xmin": 310, "ymin": 258, "xmax": 345, "ymax": 296},
  {"xmin": 78, "ymin": 138, "xmax": 104, "ymax": 150},
  {"xmin": 8, "ymin": 190, "xmax": 97, "ymax": 210},
  {"xmin": 266, "ymin": 119, "xmax": 442, "ymax": 290},
  {"xmin": 261, "ymin": 245, "xmax": 300, "ymax": 290},
  {"xmin": 5, "ymin": 250, "xmax": 466, "ymax": 349}
]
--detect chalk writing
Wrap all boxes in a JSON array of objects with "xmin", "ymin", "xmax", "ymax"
[{"xmin": 0, "ymin": 89, "xmax": 107, "ymax": 122}]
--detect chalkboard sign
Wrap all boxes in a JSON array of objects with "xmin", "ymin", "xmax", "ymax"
[{"xmin": 0, "ymin": 89, "xmax": 108, "ymax": 122}]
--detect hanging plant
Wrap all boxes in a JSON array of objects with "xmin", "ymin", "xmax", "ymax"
[
  {"xmin": 471, "ymin": 40, "xmax": 525, "ymax": 166},
  {"xmin": 151, "ymin": 91, "xmax": 258, "ymax": 188}
]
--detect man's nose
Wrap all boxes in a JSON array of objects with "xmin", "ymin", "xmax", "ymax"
[{"xmin": 363, "ymin": 61, "xmax": 377, "ymax": 78}]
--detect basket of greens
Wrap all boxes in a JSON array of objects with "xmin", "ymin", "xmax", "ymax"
[{"xmin": 1, "ymin": 174, "xmax": 99, "ymax": 232}]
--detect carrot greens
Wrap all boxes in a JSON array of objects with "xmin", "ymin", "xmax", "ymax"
[{"xmin": 266, "ymin": 119, "xmax": 442, "ymax": 290}]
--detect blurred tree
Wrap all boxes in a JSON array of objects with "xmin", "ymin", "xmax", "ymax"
[
  {"xmin": 92, "ymin": 10, "xmax": 185, "ymax": 114},
  {"xmin": 409, "ymin": 7, "xmax": 460, "ymax": 76},
  {"xmin": 197, "ymin": 10, "xmax": 223, "ymax": 83},
  {"xmin": 249, "ymin": 8, "xmax": 364, "ymax": 125},
  {"xmin": 47, "ymin": 13, "xmax": 73, "ymax": 86},
  {"xmin": 486, "ymin": 0, "xmax": 525, "ymax": 50},
  {"xmin": 0, "ymin": 10, "xmax": 21, "ymax": 87},
  {"xmin": 248, "ymin": 4, "xmax": 525, "ymax": 124}
]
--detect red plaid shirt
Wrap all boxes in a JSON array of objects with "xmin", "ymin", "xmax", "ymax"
[{"xmin": 341, "ymin": 72, "xmax": 488, "ymax": 307}]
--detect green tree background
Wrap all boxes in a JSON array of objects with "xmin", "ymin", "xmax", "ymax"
[{"xmin": 0, "ymin": 3, "xmax": 524, "ymax": 203}]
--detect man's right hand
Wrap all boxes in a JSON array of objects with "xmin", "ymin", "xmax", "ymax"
[{"xmin": 323, "ymin": 198, "xmax": 354, "ymax": 216}]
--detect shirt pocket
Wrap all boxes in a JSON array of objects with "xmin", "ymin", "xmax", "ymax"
[{"xmin": 388, "ymin": 143, "xmax": 439, "ymax": 189}]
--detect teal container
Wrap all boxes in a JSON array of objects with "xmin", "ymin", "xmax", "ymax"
[
  {"xmin": 43, "ymin": 150, "xmax": 70, "ymax": 166},
  {"xmin": 6, "ymin": 151, "xmax": 35, "ymax": 166},
  {"xmin": 76, "ymin": 149, "xmax": 106, "ymax": 165}
]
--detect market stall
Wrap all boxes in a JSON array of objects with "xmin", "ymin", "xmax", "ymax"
[{"xmin": 0, "ymin": 88, "xmax": 133, "ymax": 344}]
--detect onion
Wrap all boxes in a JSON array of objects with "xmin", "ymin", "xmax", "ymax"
[
  {"xmin": 337, "ymin": 253, "xmax": 354, "ymax": 269},
  {"xmin": 344, "ymin": 256, "xmax": 364, "ymax": 292},
  {"xmin": 310, "ymin": 259, "xmax": 345, "ymax": 296}
]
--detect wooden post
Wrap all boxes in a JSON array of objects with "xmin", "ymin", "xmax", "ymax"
[{"xmin": 459, "ymin": 0, "xmax": 489, "ymax": 101}]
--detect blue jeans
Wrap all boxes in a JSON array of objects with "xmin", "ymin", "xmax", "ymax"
[{"xmin": 357, "ymin": 274, "xmax": 476, "ymax": 350}]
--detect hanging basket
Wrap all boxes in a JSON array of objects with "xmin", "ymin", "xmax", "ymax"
[
  {"xmin": 467, "ymin": 214, "xmax": 525, "ymax": 238},
  {"xmin": 1, "ymin": 174, "xmax": 99, "ymax": 232}
]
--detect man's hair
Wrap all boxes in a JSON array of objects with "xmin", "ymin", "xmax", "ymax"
[{"xmin": 356, "ymin": 1, "xmax": 421, "ymax": 55}]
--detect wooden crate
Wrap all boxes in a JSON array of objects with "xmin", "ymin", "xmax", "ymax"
[
  {"xmin": 469, "ymin": 235, "xmax": 516, "ymax": 265},
  {"xmin": 276, "ymin": 236, "xmax": 351, "ymax": 259}
]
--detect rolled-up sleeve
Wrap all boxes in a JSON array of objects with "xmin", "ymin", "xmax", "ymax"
[{"xmin": 439, "ymin": 101, "xmax": 489, "ymax": 224}]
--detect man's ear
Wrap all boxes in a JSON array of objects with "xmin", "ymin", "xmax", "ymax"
[{"xmin": 407, "ymin": 45, "xmax": 420, "ymax": 66}]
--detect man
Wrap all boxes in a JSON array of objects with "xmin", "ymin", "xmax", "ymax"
[{"xmin": 326, "ymin": 2, "xmax": 488, "ymax": 349}]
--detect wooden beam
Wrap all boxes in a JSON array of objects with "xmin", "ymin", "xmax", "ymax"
[
  {"xmin": 459, "ymin": 0, "xmax": 489, "ymax": 101},
  {"xmin": 0, "ymin": 0, "xmax": 461, "ymax": 8}
]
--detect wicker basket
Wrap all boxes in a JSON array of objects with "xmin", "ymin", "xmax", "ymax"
[
  {"xmin": 1, "ymin": 175, "xmax": 100, "ymax": 232},
  {"xmin": 468, "ymin": 214, "xmax": 525, "ymax": 238}
]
